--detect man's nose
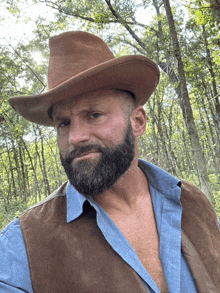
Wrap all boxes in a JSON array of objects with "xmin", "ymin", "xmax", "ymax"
[{"xmin": 68, "ymin": 122, "xmax": 90, "ymax": 146}]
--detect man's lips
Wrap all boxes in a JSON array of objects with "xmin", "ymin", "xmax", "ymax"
[
  {"xmin": 65, "ymin": 145, "xmax": 103, "ymax": 163},
  {"xmin": 74, "ymin": 150, "xmax": 100, "ymax": 160}
]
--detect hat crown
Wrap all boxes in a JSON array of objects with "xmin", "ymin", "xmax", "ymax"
[
  {"xmin": 9, "ymin": 30, "xmax": 160, "ymax": 126},
  {"xmin": 48, "ymin": 31, "xmax": 115, "ymax": 89}
]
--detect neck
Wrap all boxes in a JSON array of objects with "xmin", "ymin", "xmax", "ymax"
[{"xmin": 94, "ymin": 158, "xmax": 150, "ymax": 215}]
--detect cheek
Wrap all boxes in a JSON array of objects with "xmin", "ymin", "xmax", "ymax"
[
  {"xmin": 97, "ymin": 118, "xmax": 127, "ymax": 144},
  {"xmin": 57, "ymin": 135, "xmax": 69, "ymax": 157}
]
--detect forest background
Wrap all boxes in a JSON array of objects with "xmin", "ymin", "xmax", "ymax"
[{"xmin": 0, "ymin": 0, "xmax": 220, "ymax": 230}]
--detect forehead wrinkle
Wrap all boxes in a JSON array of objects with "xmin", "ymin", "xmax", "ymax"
[
  {"xmin": 52, "ymin": 89, "xmax": 128, "ymax": 121},
  {"xmin": 53, "ymin": 100, "xmax": 108, "ymax": 123}
]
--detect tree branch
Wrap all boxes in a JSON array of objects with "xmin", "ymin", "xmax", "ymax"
[
  {"xmin": 38, "ymin": 0, "xmax": 152, "ymax": 28},
  {"xmin": 120, "ymin": 39, "xmax": 146, "ymax": 55},
  {"xmin": 5, "ymin": 40, "xmax": 46, "ymax": 89},
  {"xmin": 104, "ymin": 0, "xmax": 147, "ymax": 50}
]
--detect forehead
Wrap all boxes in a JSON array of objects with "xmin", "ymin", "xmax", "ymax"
[{"xmin": 52, "ymin": 89, "xmax": 125, "ymax": 117}]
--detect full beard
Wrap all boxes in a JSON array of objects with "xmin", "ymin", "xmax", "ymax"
[{"xmin": 60, "ymin": 120, "xmax": 135, "ymax": 199}]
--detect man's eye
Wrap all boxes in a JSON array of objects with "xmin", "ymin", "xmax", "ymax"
[
  {"xmin": 90, "ymin": 113, "xmax": 102, "ymax": 119},
  {"xmin": 59, "ymin": 119, "xmax": 70, "ymax": 127}
]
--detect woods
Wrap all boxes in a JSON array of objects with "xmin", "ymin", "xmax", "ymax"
[{"xmin": 0, "ymin": 0, "xmax": 220, "ymax": 229}]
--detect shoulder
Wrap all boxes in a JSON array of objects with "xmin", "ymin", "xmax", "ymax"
[
  {"xmin": 1, "ymin": 219, "xmax": 25, "ymax": 262},
  {"xmin": 1, "ymin": 217, "xmax": 21, "ymax": 240},
  {"xmin": 181, "ymin": 180, "xmax": 219, "ymax": 231},
  {"xmin": 20, "ymin": 181, "xmax": 68, "ymax": 218},
  {"xmin": 181, "ymin": 180, "xmax": 215, "ymax": 210},
  {"xmin": 19, "ymin": 182, "xmax": 68, "ymax": 234},
  {"xmin": 0, "ymin": 218, "xmax": 33, "ymax": 292}
]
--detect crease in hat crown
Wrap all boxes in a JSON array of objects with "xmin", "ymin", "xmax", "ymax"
[
  {"xmin": 48, "ymin": 31, "xmax": 115, "ymax": 89},
  {"xmin": 9, "ymin": 31, "xmax": 160, "ymax": 126}
]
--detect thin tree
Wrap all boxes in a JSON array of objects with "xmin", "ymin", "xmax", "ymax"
[{"xmin": 162, "ymin": 0, "xmax": 214, "ymax": 203}]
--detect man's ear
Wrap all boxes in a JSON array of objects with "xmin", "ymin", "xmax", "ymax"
[{"xmin": 131, "ymin": 106, "xmax": 147, "ymax": 137}]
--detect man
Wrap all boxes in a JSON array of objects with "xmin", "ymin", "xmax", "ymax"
[{"xmin": 0, "ymin": 31, "xmax": 220, "ymax": 293}]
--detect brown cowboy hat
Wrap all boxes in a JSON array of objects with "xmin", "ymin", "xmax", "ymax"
[{"xmin": 9, "ymin": 31, "xmax": 160, "ymax": 126}]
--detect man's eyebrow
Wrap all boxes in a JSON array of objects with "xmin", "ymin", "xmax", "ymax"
[
  {"xmin": 51, "ymin": 103, "xmax": 108, "ymax": 123},
  {"xmin": 85, "ymin": 105, "xmax": 103, "ymax": 111}
]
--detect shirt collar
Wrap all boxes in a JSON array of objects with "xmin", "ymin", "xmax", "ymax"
[
  {"xmin": 138, "ymin": 159, "xmax": 181, "ymax": 203},
  {"xmin": 66, "ymin": 182, "xmax": 101, "ymax": 223},
  {"xmin": 66, "ymin": 159, "xmax": 182, "ymax": 223},
  {"xmin": 66, "ymin": 183, "xmax": 86, "ymax": 223}
]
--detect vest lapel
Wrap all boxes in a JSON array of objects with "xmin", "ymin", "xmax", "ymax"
[
  {"xmin": 181, "ymin": 181, "xmax": 220, "ymax": 293},
  {"xmin": 182, "ymin": 231, "xmax": 217, "ymax": 293}
]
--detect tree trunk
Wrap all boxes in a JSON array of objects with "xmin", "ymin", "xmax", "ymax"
[
  {"xmin": 21, "ymin": 136, "xmax": 40, "ymax": 201},
  {"xmin": 18, "ymin": 143, "xmax": 27, "ymax": 201},
  {"xmin": 11, "ymin": 139, "xmax": 22, "ymax": 196},
  {"xmin": 200, "ymin": 79, "xmax": 220, "ymax": 173},
  {"xmin": 5, "ymin": 141, "xmax": 17, "ymax": 199},
  {"xmin": 147, "ymin": 99, "xmax": 161, "ymax": 165},
  {"xmin": 47, "ymin": 141, "xmax": 63, "ymax": 187},
  {"xmin": 39, "ymin": 128, "xmax": 51, "ymax": 195},
  {"xmin": 162, "ymin": 0, "xmax": 214, "ymax": 203},
  {"xmin": 202, "ymin": 24, "xmax": 220, "ymax": 130},
  {"xmin": 152, "ymin": 0, "xmax": 181, "ymax": 99},
  {"xmin": 181, "ymin": 130, "xmax": 195, "ymax": 171},
  {"xmin": 207, "ymin": 0, "xmax": 220, "ymax": 29}
]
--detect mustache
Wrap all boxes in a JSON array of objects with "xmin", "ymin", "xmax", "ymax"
[{"xmin": 63, "ymin": 144, "xmax": 104, "ymax": 164}]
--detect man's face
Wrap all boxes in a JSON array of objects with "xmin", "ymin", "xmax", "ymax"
[{"xmin": 53, "ymin": 90, "xmax": 135, "ymax": 198}]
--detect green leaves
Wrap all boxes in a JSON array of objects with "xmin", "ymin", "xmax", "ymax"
[
  {"xmin": 0, "ymin": 0, "xmax": 220, "ymax": 228},
  {"xmin": 195, "ymin": 10, "xmax": 205, "ymax": 25}
]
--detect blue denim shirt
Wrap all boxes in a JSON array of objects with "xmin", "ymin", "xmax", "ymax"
[{"xmin": 0, "ymin": 160, "xmax": 199, "ymax": 292}]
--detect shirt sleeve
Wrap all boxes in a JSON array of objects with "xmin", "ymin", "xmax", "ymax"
[{"xmin": 0, "ymin": 218, "xmax": 33, "ymax": 293}]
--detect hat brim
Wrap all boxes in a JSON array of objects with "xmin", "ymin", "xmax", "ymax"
[{"xmin": 9, "ymin": 55, "xmax": 160, "ymax": 126}]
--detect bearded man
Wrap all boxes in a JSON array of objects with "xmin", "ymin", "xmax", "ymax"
[{"xmin": 0, "ymin": 31, "xmax": 220, "ymax": 293}]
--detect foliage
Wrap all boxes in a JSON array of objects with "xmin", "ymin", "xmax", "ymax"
[{"xmin": 0, "ymin": 0, "xmax": 220, "ymax": 229}]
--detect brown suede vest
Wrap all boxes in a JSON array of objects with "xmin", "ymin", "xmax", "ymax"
[{"xmin": 19, "ymin": 181, "xmax": 220, "ymax": 293}]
